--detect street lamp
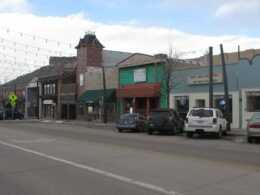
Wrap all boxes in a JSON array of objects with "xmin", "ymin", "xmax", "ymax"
[{"xmin": 102, "ymin": 66, "xmax": 107, "ymax": 123}]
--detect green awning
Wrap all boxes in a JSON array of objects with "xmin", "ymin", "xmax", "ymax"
[{"xmin": 78, "ymin": 89, "xmax": 116, "ymax": 103}]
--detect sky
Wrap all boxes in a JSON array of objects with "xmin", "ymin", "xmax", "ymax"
[{"xmin": 0, "ymin": 0, "xmax": 260, "ymax": 82}]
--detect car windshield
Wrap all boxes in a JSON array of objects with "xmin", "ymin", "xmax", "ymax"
[
  {"xmin": 149, "ymin": 110, "xmax": 170, "ymax": 117},
  {"xmin": 251, "ymin": 113, "xmax": 260, "ymax": 121},
  {"xmin": 189, "ymin": 109, "xmax": 213, "ymax": 117},
  {"xmin": 120, "ymin": 114, "xmax": 137, "ymax": 119}
]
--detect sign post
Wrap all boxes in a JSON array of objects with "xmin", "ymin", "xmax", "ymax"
[{"xmin": 8, "ymin": 93, "xmax": 18, "ymax": 120}]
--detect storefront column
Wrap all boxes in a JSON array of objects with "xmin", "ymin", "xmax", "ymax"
[
  {"xmin": 132, "ymin": 97, "xmax": 136, "ymax": 113},
  {"xmin": 146, "ymin": 97, "xmax": 150, "ymax": 116}
]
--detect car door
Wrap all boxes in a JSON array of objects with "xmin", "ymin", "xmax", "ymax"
[{"xmin": 139, "ymin": 114, "xmax": 146, "ymax": 129}]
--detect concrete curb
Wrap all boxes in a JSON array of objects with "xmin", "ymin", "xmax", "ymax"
[{"xmin": 1, "ymin": 119, "xmax": 246, "ymax": 137}]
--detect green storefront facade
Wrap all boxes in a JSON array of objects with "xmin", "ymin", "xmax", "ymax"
[{"xmin": 117, "ymin": 54, "xmax": 167, "ymax": 117}]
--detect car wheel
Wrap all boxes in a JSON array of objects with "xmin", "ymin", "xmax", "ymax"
[
  {"xmin": 186, "ymin": 132, "xmax": 193, "ymax": 138},
  {"xmin": 222, "ymin": 130, "xmax": 227, "ymax": 136},
  {"xmin": 138, "ymin": 125, "xmax": 143, "ymax": 132},
  {"xmin": 216, "ymin": 126, "xmax": 222, "ymax": 139},
  {"xmin": 148, "ymin": 129, "xmax": 153, "ymax": 135},
  {"xmin": 118, "ymin": 128, "xmax": 123, "ymax": 133},
  {"xmin": 171, "ymin": 125, "xmax": 177, "ymax": 135},
  {"xmin": 247, "ymin": 136, "xmax": 253, "ymax": 143}
]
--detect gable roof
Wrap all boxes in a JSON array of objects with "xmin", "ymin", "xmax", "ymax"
[
  {"xmin": 102, "ymin": 50, "xmax": 132, "ymax": 67},
  {"xmin": 116, "ymin": 53, "xmax": 164, "ymax": 68}
]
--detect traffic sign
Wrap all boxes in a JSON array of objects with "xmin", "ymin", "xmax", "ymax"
[
  {"xmin": 10, "ymin": 101, "xmax": 16, "ymax": 107},
  {"xmin": 8, "ymin": 93, "xmax": 18, "ymax": 103}
]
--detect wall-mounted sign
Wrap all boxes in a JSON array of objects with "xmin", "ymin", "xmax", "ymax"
[
  {"xmin": 43, "ymin": 100, "xmax": 54, "ymax": 105},
  {"xmin": 187, "ymin": 73, "xmax": 223, "ymax": 85},
  {"xmin": 134, "ymin": 68, "xmax": 146, "ymax": 82},
  {"xmin": 246, "ymin": 91, "xmax": 260, "ymax": 96}
]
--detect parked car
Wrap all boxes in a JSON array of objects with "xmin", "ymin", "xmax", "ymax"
[
  {"xmin": 246, "ymin": 112, "xmax": 260, "ymax": 143},
  {"xmin": 4, "ymin": 109, "xmax": 24, "ymax": 120},
  {"xmin": 147, "ymin": 108, "xmax": 184, "ymax": 135},
  {"xmin": 185, "ymin": 107, "xmax": 227, "ymax": 138},
  {"xmin": 117, "ymin": 113, "xmax": 147, "ymax": 132}
]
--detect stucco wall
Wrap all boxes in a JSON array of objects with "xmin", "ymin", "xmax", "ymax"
[{"xmin": 85, "ymin": 67, "xmax": 118, "ymax": 90}]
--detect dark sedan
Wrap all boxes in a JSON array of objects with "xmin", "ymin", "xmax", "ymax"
[{"xmin": 116, "ymin": 113, "xmax": 147, "ymax": 132}]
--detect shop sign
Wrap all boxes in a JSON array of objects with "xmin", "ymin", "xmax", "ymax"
[
  {"xmin": 246, "ymin": 91, "xmax": 260, "ymax": 96},
  {"xmin": 134, "ymin": 68, "xmax": 146, "ymax": 82},
  {"xmin": 43, "ymin": 100, "xmax": 53, "ymax": 104},
  {"xmin": 187, "ymin": 73, "xmax": 223, "ymax": 85}
]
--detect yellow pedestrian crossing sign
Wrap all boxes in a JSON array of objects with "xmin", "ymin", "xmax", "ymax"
[
  {"xmin": 10, "ymin": 101, "xmax": 16, "ymax": 107},
  {"xmin": 8, "ymin": 93, "xmax": 18, "ymax": 106}
]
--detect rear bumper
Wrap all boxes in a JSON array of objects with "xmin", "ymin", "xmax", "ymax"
[
  {"xmin": 116, "ymin": 124, "xmax": 138, "ymax": 130},
  {"xmin": 247, "ymin": 128, "xmax": 260, "ymax": 137},
  {"xmin": 185, "ymin": 124, "xmax": 218, "ymax": 133},
  {"xmin": 147, "ymin": 123, "xmax": 175, "ymax": 131}
]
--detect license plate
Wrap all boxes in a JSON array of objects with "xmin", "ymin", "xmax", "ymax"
[
  {"xmin": 149, "ymin": 124, "xmax": 154, "ymax": 127},
  {"xmin": 197, "ymin": 121, "xmax": 203, "ymax": 124}
]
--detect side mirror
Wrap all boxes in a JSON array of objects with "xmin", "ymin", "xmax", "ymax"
[{"xmin": 246, "ymin": 119, "xmax": 250, "ymax": 122}]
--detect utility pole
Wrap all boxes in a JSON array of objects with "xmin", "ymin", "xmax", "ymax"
[
  {"xmin": 220, "ymin": 44, "xmax": 231, "ymax": 130},
  {"xmin": 102, "ymin": 66, "xmax": 107, "ymax": 123},
  {"xmin": 208, "ymin": 46, "xmax": 213, "ymax": 108}
]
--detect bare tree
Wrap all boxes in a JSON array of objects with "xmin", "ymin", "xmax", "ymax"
[{"xmin": 159, "ymin": 49, "xmax": 181, "ymax": 108}]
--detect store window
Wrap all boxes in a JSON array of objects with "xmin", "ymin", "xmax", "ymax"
[
  {"xmin": 195, "ymin": 99, "xmax": 205, "ymax": 107},
  {"xmin": 44, "ymin": 83, "xmax": 56, "ymax": 95},
  {"xmin": 175, "ymin": 96, "xmax": 189, "ymax": 118},
  {"xmin": 87, "ymin": 105, "xmax": 94, "ymax": 113},
  {"xmin": 214, "ymin": 95, "xmax": 232, "ymax": 122},
  {"xmin": 246, "ymin": 91, "xmax": 260, "ymax": 112},
  {"xmin": 107, "ymin": 103, "xmax": 116, "ymax": 114}
]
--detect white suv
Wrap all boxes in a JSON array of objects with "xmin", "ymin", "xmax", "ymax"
[{"xmin": 185, "ymin": 107, "xmax": 227, "ymax": 138}]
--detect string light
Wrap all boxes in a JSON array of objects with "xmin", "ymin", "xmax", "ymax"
[
  {"xmin": 0, "ymin": 37, "xmax": 73, "ymax": 56},
  {"xmin": 0, "ymin": 26, "xmax": 73, "ymax": 48}
]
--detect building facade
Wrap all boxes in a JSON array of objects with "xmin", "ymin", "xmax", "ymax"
[
  {"xmin": 170, "ymin": 54, "xmax": 260, "ymax": 128},
  {"xmin": 75, "ymin": 33, "xmax": 132, "ymax": 122},
  {"xmin": 117, "ymin": 53, "xmax": 167, "ymax": 117}
]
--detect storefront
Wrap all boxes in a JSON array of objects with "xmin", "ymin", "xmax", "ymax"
[
  {"xmin": 43, "ymin": 99, "xmax": 57, "ymax": 118},
  {"xmin": 117, "ymin": 53, "xmax": 167, "ymax": 117},
  {"xmin": 242, "ymin": 89, "xmax": 260, "ymax": 128},
  {"xmin": 170, "ymin": 54, "xmax": 260, "ymax": 129},
  {"xmin": 117, "ymin": 83, "xmax": 161, "ymax": 116},
  {"xmin": 39, "ymin": 79, "xmax": 58, "ymax": 120},
  {"xmin": 171, "ymin": 92, "xmax": 239, "ymax": 127},
  {"xmin": 77, "ymin": 89, "xmax": 117, "ymax": 121}
]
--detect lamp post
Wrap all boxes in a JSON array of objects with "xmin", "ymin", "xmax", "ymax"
[{"xmin": 102, "ymin": 66, "xmax": 107, "ymax": 123}]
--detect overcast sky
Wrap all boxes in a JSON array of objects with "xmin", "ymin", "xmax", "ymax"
[{"xmin": 0, "ymin": 0, "xmax": 260, "ymax": 82}]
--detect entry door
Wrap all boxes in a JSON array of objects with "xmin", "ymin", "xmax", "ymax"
[
  {"xmin": 195, "ymin": 99, "xmax": 205, "ymax": 107},
  {"xmin": 124, "ymin": 98, "xmax": 133, "ymax": 113}
]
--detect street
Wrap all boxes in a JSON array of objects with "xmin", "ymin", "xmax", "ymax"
[{"xmin": 0, "ymin": 121, "xmax": 259, "ymax": 195}]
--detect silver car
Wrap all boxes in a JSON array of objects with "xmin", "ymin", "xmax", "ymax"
[{"xmin": 246, "ymin": 112, "xmax": 260, "ymax": 143}]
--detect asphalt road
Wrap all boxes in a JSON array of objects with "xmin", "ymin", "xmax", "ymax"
[{"xmin": 0, "ymin": 122, "xmax": 259, "ymax": 195}]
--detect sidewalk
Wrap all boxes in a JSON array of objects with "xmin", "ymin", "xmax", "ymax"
[
  {"xmin": 41, "ymin": 119, "xmax": 117, "ymax": 130},
  {"xmin": 1, "ymin": 119, "xmax": 246, "ymax": 136}
]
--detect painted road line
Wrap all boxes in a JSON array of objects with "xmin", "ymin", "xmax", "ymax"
[
  {"xmin": 0, "ymin": 141, "xmax": 180, "ymax": 195},
  {"xmin": 12, "ymin": 139, "xmax": 55, "ymax": 143}
]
